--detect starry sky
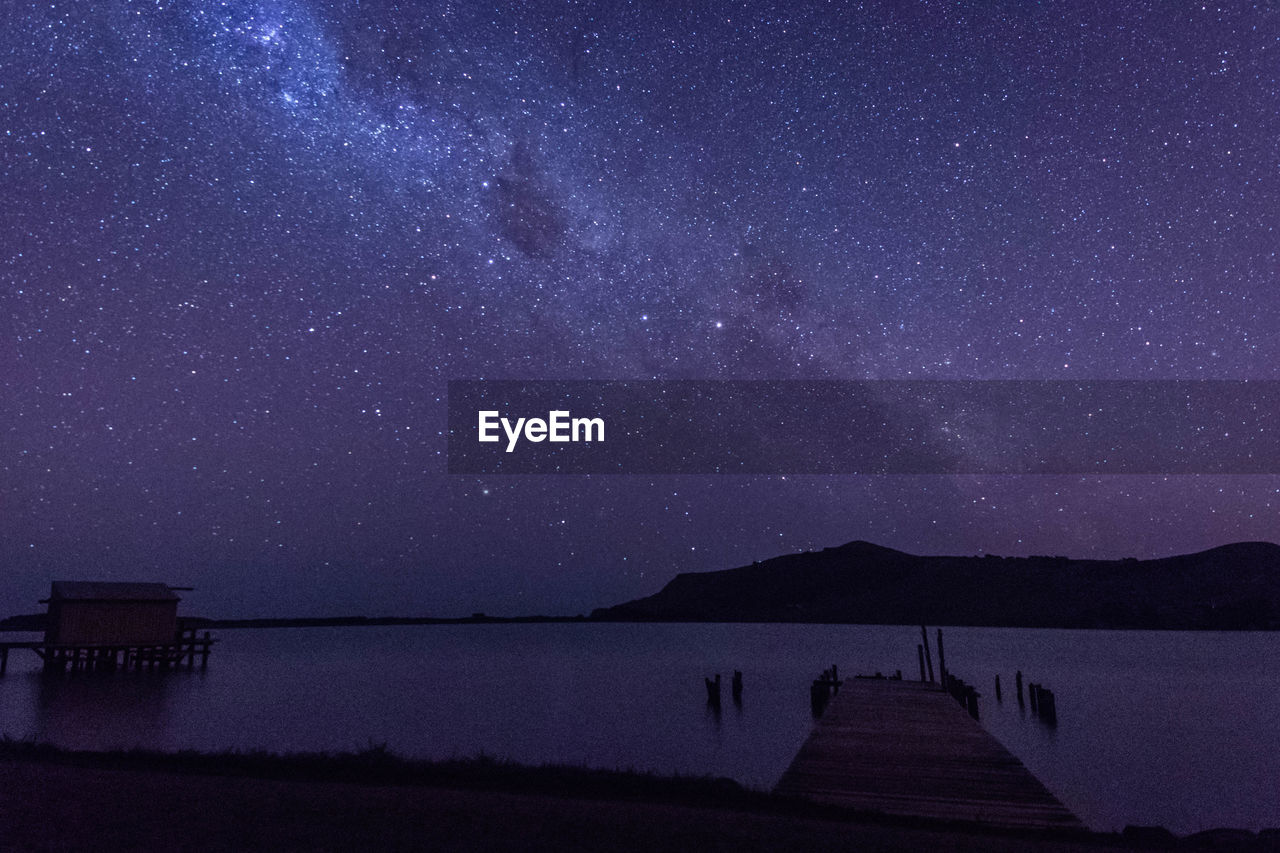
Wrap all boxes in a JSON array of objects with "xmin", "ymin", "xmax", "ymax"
[{"xmin": 5, "ymin": 0, "xmax": 1280, "ymax": 619}]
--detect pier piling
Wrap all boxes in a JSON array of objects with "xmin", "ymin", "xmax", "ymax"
[
  {"xmin": 936, "ymin": 629, "xmax": 947, "ymax": 684},
  {"xmin": 705, "ymin": 673, "xmax": 722, "ymax": 708},
  {"xmin": 1039, "ymin": 687, "xmax": 1058, "ymax": 724},
  {"xmin": 0, "ymin": 632, "xmax": 216, "ymax": 678},
  {"xmin": 920, "ymin": 626, "xmax": 935, "ymax": 683}
]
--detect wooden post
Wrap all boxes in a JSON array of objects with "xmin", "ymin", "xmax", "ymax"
[
  {"xmin": 1029, "ymin": 682, "xmax": 1039, "ymax": 714},
  {"xmin": 965, "ymin": 686, "xmax": 980, "ymax": 720},
  {"xmin": 917, "ymin": 644, "xmax": 926, "ymax": 681},
  {"xmin": 936, "ymin": 628, "xmax": 947, "ymax": 685},
  {"xmin": 1040, "ymin": 688, "xmax": 1058, "ymax": 724},
  {"xmin": 995, "ymin": 674, "xmax": 1002, "ymax": 702},
  {"xmin": 705, "ymin": 673, "xmax": 721, "ymax": 707},
  {"xmin": 731, "ymin": 670, "xmax": 743, "ymax": 704},
  {"xmin": 201, "ymin": 632, "xmax": 211, "ymax": 669},
  {"xmin": 1015, "ymin": 670, "xmax": 1024, "ymax": 706},
  {"xmin": 920, "ymin": 626, "xmax": 935, "ymax": 683},
  {"xmin": 0, "ymin": 647, "xmax": 7, "ymax": 677}
]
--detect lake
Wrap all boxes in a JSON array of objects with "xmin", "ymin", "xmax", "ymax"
[{"xmin": 0, "ymin": 623, "xmax": 1275, "ymax": 835}]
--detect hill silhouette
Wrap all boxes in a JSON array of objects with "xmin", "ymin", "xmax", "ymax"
[{"xmin": 591, "ymin": 541, "xmax": 1280, "ymax": 629}]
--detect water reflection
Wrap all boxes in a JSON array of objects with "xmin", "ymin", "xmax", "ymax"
[
  {"xmin": 0, "ymin": 623, "xmax": 1275, "ymax": 834},
  {"xmin": 31, "ymin": 668, "xmax": 190, "ymax": 750}
]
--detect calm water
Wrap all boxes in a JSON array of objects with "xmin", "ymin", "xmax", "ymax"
[{"xmin": 0, "ymin": 623, "xmax": 1276, "ymax": 834}]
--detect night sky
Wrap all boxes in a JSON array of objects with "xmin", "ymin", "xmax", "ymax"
[{"xmin": 5, "ymin": 1, "xmax": 1280, "ymax": 619}]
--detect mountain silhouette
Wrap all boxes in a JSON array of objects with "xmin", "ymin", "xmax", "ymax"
[{"xmin": 591, "ymin": 540, "xmax": 1280, "ymax": 629}]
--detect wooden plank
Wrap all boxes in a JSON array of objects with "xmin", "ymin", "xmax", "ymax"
[{"xmin": 775, "ymin": 680, "xmax": 1081, "ymax": 830}]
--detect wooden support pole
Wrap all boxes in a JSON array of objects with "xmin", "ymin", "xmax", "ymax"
[
  {"xmin": 1016, "ymin": 670, "xmax": 1024, "ymax": 706},
  {"xmin": 1040, "ymin": 688, "xmax": 1057, "ymax": 724},
  {"xmin": 201, "ymin": 632, "xmax": 211, "ymax": 669},
  {"xmin": 705, "ymin": 673, "xmax": 721, "ymax": 707},
  {"xmin": 920, "ymin": 626, "xmax": 935, "ymax": 683},
  {"xmin": 995, "ymin": 674, "xmax": 1002, "ymax": 702},
  {"xmin": 917, "ymin": 644, "xmax": 926, "ymax": 681},
  {"xmin": 936, "ymin": 628, "xmax": 947, "ymax": 685},
  {"xmin": 0, "ymin": 647, "xmax": 7, "ymax": 677}
]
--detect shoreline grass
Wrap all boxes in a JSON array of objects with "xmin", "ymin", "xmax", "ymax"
[
  {"xmin": 0, "ymin": 737, "xmax": 1110, "ymax": 842},
  {"xmin": 9, "ymin": 739, "xmax": 1280, "ymax": 848}
]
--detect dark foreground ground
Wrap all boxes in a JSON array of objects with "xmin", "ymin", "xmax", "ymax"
[{"xmin": 0, "ymin": 748, "xmax": 1271, "ymax": 853}]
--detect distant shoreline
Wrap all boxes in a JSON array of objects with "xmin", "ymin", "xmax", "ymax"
[
  {"xmin": 4, "ymin": 614, "xmax": 1279, "ymax": 631},
  {"xmin": 194, "ymin": 617, "xmax": 1280, "ymax": 631},
  {"xmin": 5, "ymin": 540, "xmax": 1280, "ymax": 632}
]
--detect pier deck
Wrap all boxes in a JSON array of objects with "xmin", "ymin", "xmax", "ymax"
[{"xmin": 775, "ymin": 679, "xmax": 1081, "ymax": 831}]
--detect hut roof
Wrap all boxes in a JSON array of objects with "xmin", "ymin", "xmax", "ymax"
[{"xmin": 47, "ymin": 582, "xmax": 181, "ymax": 603}]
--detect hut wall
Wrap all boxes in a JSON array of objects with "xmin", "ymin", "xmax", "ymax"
[{"xmin": 47, "ymin": 601, "xmax": 179, "ymax": 645}]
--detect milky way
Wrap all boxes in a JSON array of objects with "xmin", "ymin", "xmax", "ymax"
[{"xmin": 5, "ymin": 1, "xmax": 1280, "ymax": 617}]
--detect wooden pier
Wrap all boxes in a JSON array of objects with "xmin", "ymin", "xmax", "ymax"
[
  {"xmin": 0, "ymin": 629, "xmax": 215, "ymax": 677},
  {"xmin": 775, "ymin": 679, "xmax": 1081, "ymax": 830}
]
